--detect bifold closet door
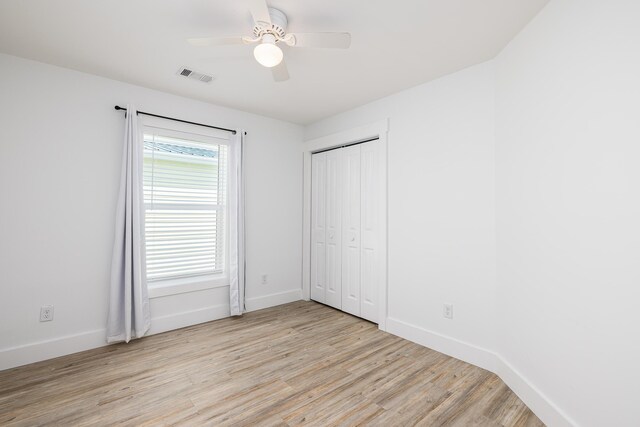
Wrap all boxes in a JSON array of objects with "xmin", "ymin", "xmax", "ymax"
[
  {"xmin": 359, "ymin": 141, "xmax": 379, "ymax": 323},
  {"xmin": 310, "ymin": 153, "xmax": 326, "ymax": 303},
  {"xmin": 341, "ymin": 144, "xmax": 362, "ymax": 317},
  {"xmin": 311, "ymin": 150, "xmax": 342, "ymax": 308},
  {"xmin": 311, "ymin": 139, "xmax": 380, "ymax": 323},
  {"xmin": 324, "ymin": 149, "xmax": 342, "ymax": 309}
]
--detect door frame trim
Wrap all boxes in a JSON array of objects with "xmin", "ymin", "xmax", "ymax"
[{"xmin": 302, "ymin": 119, "xmax": 389, "ymax": 331}]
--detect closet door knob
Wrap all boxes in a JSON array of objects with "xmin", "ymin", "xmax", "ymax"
[{"xmin": 329, "ymin": 233, "xmax": 334, "ymax": 239}]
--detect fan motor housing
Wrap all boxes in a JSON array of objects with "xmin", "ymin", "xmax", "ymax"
[{"xmin": 253, "ymin": 7, "xmax": 288, "ymax": 39}]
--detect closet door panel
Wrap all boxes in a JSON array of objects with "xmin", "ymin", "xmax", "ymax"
[
  {"xmin": 310, "ymin": 153, "xmax": 327, "ymax": 303},
  {"xmin": 360, "ymin": 141, "xmax": 379, "ymax": 322},
  {"xmin": 325, "ymin": 150, "xmax": 342, "ymax": 309},
  {"xmin": 341, "ymin": 145, "xmax": 361, "ymax": 317}
]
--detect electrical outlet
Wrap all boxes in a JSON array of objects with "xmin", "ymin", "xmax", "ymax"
[
  {"xmin": 40, "ymin": 305, "xmax": 54, "ymax": 322},
  {"xmin": 261, "ymin": 274, "xmax": 268, "ymax": 285},
  {"xmin": 443, "ymin": 303, "xmax": 453, "ymax": 319}
]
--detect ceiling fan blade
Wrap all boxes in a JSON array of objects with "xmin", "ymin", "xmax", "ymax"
[
  {"xmin": 272, "ymin": 60, "xmax": 289, "ymax": 82},
  {"xmin": 249, "ymin": 0, "xmax": 272, "ymax": 25},
  {"xmin": 287, "ymin": 32, "xmax": 351, "ymax": 49},
  {"xmin": 187, "ymin": 37, "xmax": 246, "ymax": 46}
]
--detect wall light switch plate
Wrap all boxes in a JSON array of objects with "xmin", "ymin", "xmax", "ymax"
[{"xmin": 261, "ymin": 274, "xmax": 268, "ymax": 285}]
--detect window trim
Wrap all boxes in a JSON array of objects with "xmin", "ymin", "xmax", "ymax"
[
  {"xmin": 141, "ymin": 116, "xmax": 232, "ymax": 297},
  {"xmin": 148, "ymin": 273, "xmax": 229, "ymax": 299}
]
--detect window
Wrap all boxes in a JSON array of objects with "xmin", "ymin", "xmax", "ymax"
[{"xmin": 143, "ymin": 127, "xmax": 228, "ymax": 284}]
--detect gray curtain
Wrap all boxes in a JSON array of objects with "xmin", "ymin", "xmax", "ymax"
[
  {"xmin": 107, "ymin": 104, "xmax": 150, "ymax": 343},
  {"xmin": 229, "ymin": 131, "xmax": 246, "ymax": 315}
]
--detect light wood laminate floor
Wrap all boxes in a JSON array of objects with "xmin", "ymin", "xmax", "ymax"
[{"xmin": 0, "ymin": 301, "xmax": 544, "ymax": 426}]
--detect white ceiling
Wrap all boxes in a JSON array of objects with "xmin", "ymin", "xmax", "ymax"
[{"xmin": 0, "ymin": 0, "xmax": 548, "ymax": 124}]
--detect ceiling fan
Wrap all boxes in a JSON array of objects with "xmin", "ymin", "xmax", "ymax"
[{"xmin": 187, "ymin": 0, "xmax": 351, "ymax": 82}]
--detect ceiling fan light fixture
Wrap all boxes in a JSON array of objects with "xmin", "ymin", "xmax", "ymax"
[
  {"xmin": 253, "ymin": 34, "xmax": 283, "ymax": 68},
  {"xmin": 187, "ymin": 1, "xmax": 352, "ymax": 81}
]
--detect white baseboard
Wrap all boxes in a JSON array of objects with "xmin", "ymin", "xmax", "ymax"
[
  {"xmin": 0, "ymin": 290, "xmax": 302, "ymax": 372},
  {"xmin": 496, "ymin": 356, "xmax": 576, "ymax": 427},
  {"xmin": 245, "ymin": 288, "xmax": 302, "ymax": 312},
  {"xmin": 147, "ymin": 304, "xmax": 230, "ymax": 336},
  {"xmin": 3, "ymin": 292, "xmax": 574, "ymax": 426},
  {"xmin": 0, "ymin": 304, "xmax": 230, "ymax": 371},
  {"xmin": 386, "ymin": 317, "xmax": 498, "ymax": 372},
  {"xmin": 0, "ymin": 329, "xmax": 107, "ymax": 371},
  {"xmin": 385, "ymin": 317, "xmax": 575, "ymax": 427}
]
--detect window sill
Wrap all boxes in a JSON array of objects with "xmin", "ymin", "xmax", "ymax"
[{"xmin": 148, "ymin": 274, "xmax": 229, "ymax": 299}]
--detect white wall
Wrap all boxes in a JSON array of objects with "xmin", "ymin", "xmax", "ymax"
[
  {"xmin": 495, "ymin": 1, "xmax": 640, "ymax": 426},
  {"xmin": 306, "ymin": 61, "xmax": 498, "ymax": 359},
  {"xmin": 0, "ymin": 53, "xmax": 303, "ymax": 369},
  {"xmin": 307, "ymin": 3, "xmax": 640, "ymax": 421}
]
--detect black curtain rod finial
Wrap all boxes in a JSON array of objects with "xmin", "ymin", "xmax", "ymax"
[{"xmin": 114, "ymin": 105, "xmax": 238, "ymax": 135}]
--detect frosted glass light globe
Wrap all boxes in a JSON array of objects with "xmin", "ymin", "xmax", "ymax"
[{"xmin": 253, "ymin": 40, "xmax": 283, "ymax": 68}]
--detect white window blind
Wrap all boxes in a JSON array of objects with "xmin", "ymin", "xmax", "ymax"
[{"xmin": 143, "ymin": 130, "xmax": 228, "ymax": 282}]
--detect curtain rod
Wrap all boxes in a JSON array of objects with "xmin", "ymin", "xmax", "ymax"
[
  {"xmin": 114, "ymin": 106, "xmax": 238, "ymax": 135},
  {"xmin": 312, "ymin": 137, "xmax": 380, "ymax": 154}
]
